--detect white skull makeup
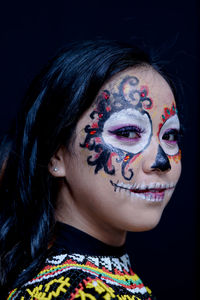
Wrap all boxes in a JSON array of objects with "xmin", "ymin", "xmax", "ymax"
[
  {"xmin": 102, "ymin": 108, "xmax": 152, "ymax": 154},
  {"xmin": 159, "ymin": 114, "xmax": 180, "ymax": 156}
]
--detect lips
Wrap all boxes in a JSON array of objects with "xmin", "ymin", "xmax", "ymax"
[
  {"xmin": 110, "ymin": 180, "xmax": 175, "ymax": 202},
  {"xmin": 130, "ymin": 188, "xmax": 165, "ymax": 194},
  {"xmin": 130, "ymin": 188, "xmax": 166, "ymax": 202}
]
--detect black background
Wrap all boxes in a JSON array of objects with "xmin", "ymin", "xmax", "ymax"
[{"xmin": 0, "ymin": 1, "xmax": 199, "ymax": 299}]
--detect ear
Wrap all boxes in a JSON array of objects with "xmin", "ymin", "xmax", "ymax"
[{"xmin": 48, "ymin": 146, "xmax": 67, "ymax": 178}]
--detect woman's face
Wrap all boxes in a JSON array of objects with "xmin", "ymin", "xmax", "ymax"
[{"xmin": 55, "ymin": 66, "xmax": 181, "ymax": 237}]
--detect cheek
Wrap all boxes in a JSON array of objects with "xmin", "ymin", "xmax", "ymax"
[
  {"xmin": 109, "ymin": 151, "xmax": 142, "ymax": 179},
  {"xmin": 169, "ymin": 152, "xmax": 182, "ymax": 180},
  {"xmin": 168, "ymin": 149, "xmax": 182, "ymax": 163}
]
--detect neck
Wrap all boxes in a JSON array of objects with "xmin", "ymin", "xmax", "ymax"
[
  {"xmin": 55, "ymin": 189, "xmax": 127, "ymax": 247},
  {"xmin": 56, "ymin": 213, "xmax": 127, "ymax": 247}
]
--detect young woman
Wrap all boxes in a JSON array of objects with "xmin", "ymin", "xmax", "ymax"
[{"xmin": 0, "ymin": 40, "xmax": 182, "ymax": 299}]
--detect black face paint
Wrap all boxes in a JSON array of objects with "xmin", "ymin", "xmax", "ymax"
[{"xmin": 151, "ymin": 145, "xmax": 171, "ymax": 172}]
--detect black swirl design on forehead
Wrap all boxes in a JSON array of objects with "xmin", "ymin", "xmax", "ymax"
[
  {"xmin": 80, "ymin": 76, "xmax": 153, "ymax": 181},
  {"xmin": 113, "ymin": 76, "xmax": 153, "ymax": 110}
]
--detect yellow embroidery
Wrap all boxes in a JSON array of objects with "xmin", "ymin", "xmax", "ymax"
[
  {"xmin": 26, "ymin": 276, "xmax": 70, "ymax": 300},
  {"xmin": 117, "ymin": 295, "xmax": 140, "ymax": 300},
  {"xmin": 74, "ymin": 290, "xmax": 97, "ymax": 300},
  {"xmin": 74, "ymin": 280, "xmax": 141, "ymax": 300},
  {"xmin": 86, "ymin": 279, "xmax": 115, "ymax": 299},
  {"xmin": 145, "ymin": 286, "xmax": 152, "ymax": 295}
]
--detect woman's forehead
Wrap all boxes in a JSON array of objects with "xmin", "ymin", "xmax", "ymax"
[
  {"xmin": 77, "ymin": 66, "xmax": 177, "ymax": 133},
  {"xmin": 98, "ymin": 66, "xmax": 175, "ymax": 109}
]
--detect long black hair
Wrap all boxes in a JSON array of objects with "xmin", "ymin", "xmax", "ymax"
[{"xmin": 0, "ymin": 40, "xmax": 178, "ymax": 296}]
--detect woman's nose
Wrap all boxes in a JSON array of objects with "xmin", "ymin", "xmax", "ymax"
[
  {"xmin": 142, "ymin": 140, "xmax": 171, "ymax": 173},
  {"xmin": 151, "ymin": 145, "xmax": 171, "ymax": 171}
]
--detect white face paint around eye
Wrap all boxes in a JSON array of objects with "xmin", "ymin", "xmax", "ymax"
[
  {"xmin": 102, "ymin": 108, "xmax": 152, "ymax": 154},
  {"xmin": 159, "ymin": 114, "xmax": 180, "ymax": 156}
]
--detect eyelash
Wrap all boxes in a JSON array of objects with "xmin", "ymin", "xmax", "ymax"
[
  {"xmin": 162, "ymin": 129, "xmax": 180, "ymax": 143},
  {"xmin": 109, "ymin": 126, "xmax": 144, "ymax": 140}
]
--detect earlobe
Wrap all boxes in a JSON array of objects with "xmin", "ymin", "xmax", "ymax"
[{"xmin": 48, "ymin": 147, "xmax": 67, "ymax": 178}]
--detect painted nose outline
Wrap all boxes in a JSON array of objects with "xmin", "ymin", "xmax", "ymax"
[{"xmin": 151, "ymin": 145, "xmax": 171, "ymax": 172}]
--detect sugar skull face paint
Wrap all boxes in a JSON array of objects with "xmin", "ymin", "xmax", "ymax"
[
  {"xmin": 54, "ymin": 67, "xmax": 182, "ymax": 239},
  {"xmin": 80, "ymin": 76, "xmax": 153, "ymax": 180}
]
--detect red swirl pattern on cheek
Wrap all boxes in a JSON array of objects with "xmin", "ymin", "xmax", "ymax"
[{"xmin": 122, "ymin": 153, "xmax": 141, "ymax": 173}]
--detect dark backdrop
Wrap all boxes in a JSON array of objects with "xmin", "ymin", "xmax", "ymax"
[{"xmin": 0, "ymin": 1, "xmax": 198, "ymax": 299}]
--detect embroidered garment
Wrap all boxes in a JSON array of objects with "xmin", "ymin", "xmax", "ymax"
[{"xmin": 8, "ymin": 223, "xmax": 156, "ymax": 300}]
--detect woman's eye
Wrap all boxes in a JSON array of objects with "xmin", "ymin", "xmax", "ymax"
[
  {"xmin": 162, "ymin": 129, "xmax": 179, "ymax": 143},
  {"xmin": 109, "ymin": 126, "xmax": 143, "ymax": 140}
]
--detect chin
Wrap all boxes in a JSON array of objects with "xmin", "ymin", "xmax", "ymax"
[
  {"xmin": 133, "ymin": 221, "xmax": 160, "ymax": 232},
  {"xmin": 127, "ymin": 210, "xmax": 164, "ymax": 232}
]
